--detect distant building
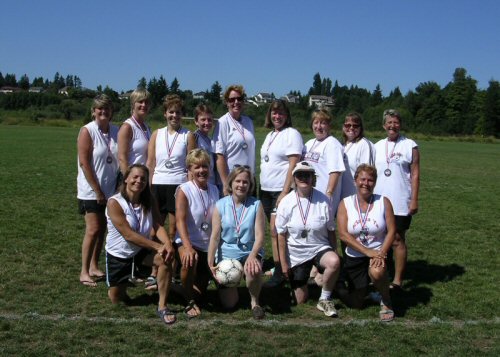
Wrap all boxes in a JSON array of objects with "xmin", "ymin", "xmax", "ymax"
[
  {"xmin": 29, "ymin": 87, "xmax": 44, "ymax": 93},
  {"xmin": 0, "ymin": 86, "xmax": 21, "ymax": 94},
  {"xmin": 193, "ymin": 91, "xmax": 206, "ymax": 100},
  {"xmin": 308, "ymin": 95, "xmax": 335, "ymax": 108},
  {"xmin": 253, "ymin": 92, "xmax": 274, "ymax": 104},
  {"xmin": 58, "ymin": 86, "xmax": 70, "ymax": 96},
  {"xmin": 119, "ymin": 91, "xmax": 133, "ymax": 101},
  {"xmin": 281, "ymin": 94, "xmax": 300, "ymax": 104}
]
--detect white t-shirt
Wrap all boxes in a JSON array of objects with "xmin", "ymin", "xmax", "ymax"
[
  {"xmin": 259, "ymin": 127, "xmax": 303, "ymax": 191},
  {"xmin": 77, "ymin": 121, "xmax": 119, "ymax": 200},
  {"xmin": 341, "ymin": 137, "xmax": 375, "ymax": 199},
  {"xmin": 124, "ymin": 117, "xmax": 151, "ymax": 166},
  {"xmin": 303, "ymin": 136, "xmax": 345, "ymax": 213},
  {"xmin": 275, "ymin": 189, "xmax": 335, "ymax": 268},
  {"xmin": 213, "ymin": 112, "xmax": 256, "ymax": 174},
  {"xmin": 105, "ymin": 193, "xmax": 153, "ymax": 259},
  {"xmin": 374, "ymin": 136, "xmax": 417, "ymax": 216},
  {"xmin": 152, "ymin": 127, "xmax": 190, "ymax": 185},
  {"xmin": 343, "ymin": 194, "xmax": 387, "ymax": 258},
  {"xmin": 174, "ymin": 181, "xmax": 220, "ymax": 251}
]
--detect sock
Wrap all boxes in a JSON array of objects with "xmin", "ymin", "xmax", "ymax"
[{"xmin": 320, "ymin": 289, "xmax": 332, "ymax": 301}]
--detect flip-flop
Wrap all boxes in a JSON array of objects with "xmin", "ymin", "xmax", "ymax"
[
  {"xmin": 90, "ymin": 275, "xmax": 105, "ymax": 282},
  {"xmin": 390, "ymin": 283, "xmax": 403, "ymax": 292},
  {"xmin": 379, "ymin": 308, "xmax": 394, "ymax": 322},
  {"xmin": 184, "ymin": 300, "xmax": 201, "ymax": 318},
  {"xmin": 80, "ymin": 280, "xmax": 97, "ymax": 288},
  {"xmin": 157, "ymin": 307, "xmax": 176, "ymax": 325},
  {"xmin": 144, "ymin": 276, "xmax": 158, "ymax": 291}
]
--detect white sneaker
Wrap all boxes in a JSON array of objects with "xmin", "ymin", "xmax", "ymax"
[{"xmin": 316, "ymin": 299, "xmax": 338, "ymax": 317}]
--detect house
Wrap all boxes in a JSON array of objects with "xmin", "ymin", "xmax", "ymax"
[
  {"xmin": 29, "ymin": 87, "xmax": 44, "ymax": 93},
  {"xmin": 193, "ymin": 91, "xmax": 206, "ymax": 100},
  {"xmin": 253, "ymin": 92, "xmax": 274, "ymax": 104},
  {"xmin": 58, "ymin": 86, "xmax": 70, "ymax": 96},
  {"xmin": 119, "ymin": 91, "xmax": 133, "ymax": 101},
  {"xmin": 308, "ymin": 95, "xmax": 335, "ymax": 108},
  {"xmin": 281, "ymin": 94, "xmax": 300, "ymax": 104},
  {"xmin": 0, "ymin": 86, "xmax": 21, "ymax": 94}
]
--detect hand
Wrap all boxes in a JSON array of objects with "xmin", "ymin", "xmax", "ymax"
[
  {"xmin": 157, "ymin": 243, "xmax": 174, "ymax": 263},
  {"xmin": 209, "ymin": 265, "xmax": 219, "ymax": 283},
  {"xmin": 280, "ymin": 262, "xmax": 290, "ymax": 281},
  {"xmin": 369, "ymin": 256, "xmax": 385, "ymax": 268},
  {"xmin": 96, "ymin": 191, "xmax": 106, "ymax": 205},
  {"xmin": 409, "ymin": 200, "xmax": 419, "ymax": 215},
  {"xmin": 244, "ymin": 254, "xmax": 262, "ymax": 277},
  {"xmin": 181, "ymin": 246, "xmax": 198, "ymax": 268}
]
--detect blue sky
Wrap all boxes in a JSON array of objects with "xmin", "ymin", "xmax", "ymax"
[{"xmin": 2, "ymin": 0, "xmax": 499, "ymax": 97}]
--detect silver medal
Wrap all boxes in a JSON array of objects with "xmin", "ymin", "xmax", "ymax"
[
  {"xmin": 165, "ymin": 160, "xmax": 174, "ymax": 169},
  {"xmin": 241, "ymin": 142, "xmax": 248, "ymax": 150},
  {"xmin": 106, "ymin": 156, "xmax": 113, "ymax": 164},
  {"xmin": 264, "ymin": 155, "xmax": 269, "ymax": 162},
  {"xmin": 384, "ymin": 169, "xmax": 391, "ymax": 177},
  {"xmin": 201, "ymin": 222, "xmax": 209, "ymax": 231},
  {"xmin": 301, "ymin": 230, "xmax": 308, "ymax": 239}
]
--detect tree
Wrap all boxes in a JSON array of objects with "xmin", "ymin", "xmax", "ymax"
[
  {"xmin": 65, "ymin": 75, "xmax": 74, "ymax": 88},
  {"xmin": 4, "ymin": 73, "xmax": 17, "ymax": 87},
  {"xmin": 147, "ymin": 76, "xmax": 169, "ymax": 106},
  {"xmin": 170, "ymin": 77, "xmax": 180, "ymax": 94},
  {"xmin": 0, "ymin": 72, "xmax": 4, "ymax": 87},
  {"xmin": 137, "ymin": 77, "xmax": 147, "ymax": 89},
  {"xmin": 475, "ymin": 80, "xmax": 500, "ymax": 137},
  {"xmin": 18, "ymin": 74, "xmax": 30, "ymax": 90},
  {"xmin": 444, "ymin": 67, "xmax": 478, "ymax": 134},
  {"xmin": 371, "ymin": 84, "xmax": 383, "ymax": 106},
  {"xmin": 309, "ymin": 73, "xmax": 322, "ymax": 95},
  {"xmin": 31, "ymin": 76, "xmax": 45, "ymax": 88},
  {"xmin": 206, "ymin": 81, "xmax": 222, "ymax": 104}
]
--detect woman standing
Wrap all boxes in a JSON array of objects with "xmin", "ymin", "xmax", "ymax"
[
  {"xmin": 374, "ymin": 109, "xmax": 420, "ymax": 290},
  {"xmin": 276, "ymin": 162, "xmax": 341, "ymax": 317},
  {"xmin": 77, "ymin": 94, "xmax": 119, "ymax": 286},
  {"xmin": 303, "ymin": 108, "xmax": 345, "ymax": 214},
  {"xmin": 340, "ymin": 112, "xmax": 375, "ymax": 199},
  {"xmin": 213, "ymin": 85, "xmax": 256, "ymax": 196},
  {"xmin": 207, "ymin": 166, "xmax": 266, "ymax": 320},
  {"xmin": 337, "ymin": 164, "xmax": 395, "ymax": 321},
  {"xmin": 147, "ymin": 94, "xmax": 196, "ymax": 237},
  {"xmin": 105, "ymin": 164, "xmax": 176, "ymax": 325},
  {"xmin": 175, "ymin": 149, "xmax": 220, "ymax": 317},
  {"xmin": 259, "ymin": 99, "xmax": 303, "ymax": 287},
  {"xmin": 117, "ymin": 88, "xmax": 152, "ymax": 175},
  {"xmin": 193, "ymin": 104, "xmax": 217, "ymax": 186}
]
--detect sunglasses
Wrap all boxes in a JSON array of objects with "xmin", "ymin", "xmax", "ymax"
[
  {"xmin": 233, "ymin": 164, "xmax": 250, "ymax": 169},
  {"xmin": 295, "ymin": 172, "xmax": 313, "ymax": 180},
  {"xmin": 343, "ymin": 123, "xmax": 360, "ymax": 129},
  {"xmin": 227, "ymin": 96, "xmax": 244, "ymax": 103}
]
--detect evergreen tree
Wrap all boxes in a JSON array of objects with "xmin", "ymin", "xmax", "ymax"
[
  {"xmin": 206, "ymin": 80, "xmax": 222, "ymax": 104},
  {"xmin": 0, "ymin": 72, "xmax": 4, "ymax": 87},
  {"xmin": 475, "ymin": 80, "xmax": 500, "ymax": 137},
  {"xmin": 309, "ymin": 73, "xmax": 322, "ymax": 95},
  {"xmin": 170, "ymin": 77, "xmax": 180, "ymax": 94},
  {"xmin": 444, "ymin": 67, "xmax": 478, "ymax": 134},
  {"xmin": 4, "ymin": 73, "xmax": 17, "ymax": 87},
  {"xmin": 137, "ymin": 77, "xmax": 147, "ymax": 89},
  {"xmin": 18, "ymin": 74, "xmax": 30, "ymax": 90},
  {"xmin": 31, "ymin": 76, "xmax": 45, "ymax": 87},
  {"xmin": 371, "ymin": 84, "xmax": 383, "ymax": 106}
]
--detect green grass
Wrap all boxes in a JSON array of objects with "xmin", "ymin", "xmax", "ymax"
[{"xmin": 0, "ymin": 125, "xmax": 499, "ymax": 356}]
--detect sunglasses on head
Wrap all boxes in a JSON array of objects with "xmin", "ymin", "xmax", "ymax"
[{"xmin": 227, "ymin": 96, "xmax": 244, "ymax": 103}]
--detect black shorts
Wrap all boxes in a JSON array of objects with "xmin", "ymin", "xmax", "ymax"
[
  {"xmin": 289, "ymin": 248, "xmax": 333, "ymax": 289},
  {"xmin": 106, "ymin": 249, "xmax": 151, "ymax": 287},
  {"xmin": 259, "ymin": 189, "xmax": 281, "ymax": 220},
  {"xmin": 343, "ymin": 255, "xmax": 370, "ymax": 290},
  {"xmin": 78, "ymin": 199, "xmax": 106, "ymax": 215},
  {"xmin": 176, "ymin": 245, "xmax": 211, "ymax": 280},
  {"xmin": 395, "ymin": 215, "xmax": 412, "ymax": 232},
  {"xmin": 152, "ymin": 184, "xmax": 179, "ymax": 214}
]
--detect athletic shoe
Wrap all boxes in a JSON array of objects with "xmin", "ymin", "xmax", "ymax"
[{"xmin": 316, "ymin": 299, "xmax": 338, "ymax": 317}]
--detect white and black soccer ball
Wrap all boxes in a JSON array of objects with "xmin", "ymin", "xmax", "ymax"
[{"xmin": 215, "ymin": 259, "xmax": 243, "ymax": 287}]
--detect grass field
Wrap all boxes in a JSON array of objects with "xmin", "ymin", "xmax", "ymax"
[{"xmin": 0, "ymin": 125, "xmax": 499, "ymax": 356}]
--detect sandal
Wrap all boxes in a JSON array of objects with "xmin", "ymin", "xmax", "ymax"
[
  {"xmin": 157, "ymin": 307, "xmax": 176, "ymax": 325},
  {"xmin": 184, "ymin": 300, "xmax": 201, "ymax": 318},
  {"xmin": 389, "ymin": 283, "xmax": 403, "ymax": 292},
  {"xmin": 145, "ymin": 276, "xmax": 158, "ymax": 291},
  {"xmin": 379, "ymin": 300, "xmax": 394, "ymax": 322}
]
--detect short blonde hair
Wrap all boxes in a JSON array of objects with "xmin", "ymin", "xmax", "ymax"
[
  {"xmin": 130, "ymin": 88, "xmax": 151, "ymax": 114},
  {"xmin": 186, "ymin": 148, "xmax": 211, "ymax": 168},
  {"xmin": 311, "ymin": 108, "xmax": 332, "ymax": 127},
  {"xmin": 91, "ymin": 94, "xmax": 113, "ymax": 118}
]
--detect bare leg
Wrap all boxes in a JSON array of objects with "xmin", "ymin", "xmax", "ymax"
[
  {"xmin": 392, "ymin": 230, "xmax": 407, "ymax": 286},
  {"xmin": 108, "ymin": 285, "xmax": 129, "ymax": 304},
  {"xmin": 80, "ymin": 212, "xmax": 105, "ymax": 284},
  {"xmin": 294, "ymin": 285, "xmax": 309, "ymax": 304},
  {"xmin": 89, "ymin": 213, "xmax": 106, "ymax": 277}
]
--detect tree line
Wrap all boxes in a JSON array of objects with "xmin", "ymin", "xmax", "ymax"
[{"xmin": 0, "ymin": 68, "xmax": 499, "ymax": 137}]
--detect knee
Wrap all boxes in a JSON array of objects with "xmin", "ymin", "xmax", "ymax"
[{"xmin": 324, "ymin": 255, "xmax": 340, "ymax": 272}]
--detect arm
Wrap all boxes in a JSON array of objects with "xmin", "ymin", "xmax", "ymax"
[
  {"xmin": 146, "ymin": 130, "xmax": 158, "ymax": 186},
  {"xmin": 77, "ymin": 127, "xmax": 105, "ymax": 204},
  {"xmin": 328, "ymin": 230, "xmax": 337, "ymax": 252},
  {"xmin": 276, "ymin": 154, "xmax": 300, "ymax": 207},
  {"xmin": 117, "ymin": 123, "xmax": 132, "ymax": 175},
  {"xmin": 278, "ymin": 232, "xmax": 290, "ymax": 280},
  {"xmin": 409, "ymin": 147, "xmax": 420, "ymax": 215},
  {"xmin": 326, "ymin": 172, "xmax": 341, "ymax": 198},
  {"xmin": 207, "ymin": 206, "xmax": 222, "ymax": 279},
  {"xmin": 216, "ymin": 154, "xmax": 229, "ymax": 195},
  {"xmin": 245, "ymin": 203, "xmax": 265, "ymax": 276},
  {"xmin": 175, "ymin": 188, "xmax": 198, "ymax": 268},
  {"xmin": 186, "ymin": 131, "xmax": 196, "ymax": 153},
  {"xmin": 370, "ymin": 198, "xmax": 395, "ymax": 269}
]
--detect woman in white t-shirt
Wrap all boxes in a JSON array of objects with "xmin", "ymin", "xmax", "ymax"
[
  {"xmin": 337, "ymin": 164, "xmax": 396, "ymax": 322},
  {"xmin": 259, "ymin": 100, "xmax": 303, "ymax": 287},
  {"xmin": 175, "ymin": 149, "xmax": 220, "ymax": 318},
  {"xmin": 193, "ymin": 104, "xmax": 217, "ymax": 186},
  {"xmin": 340, "ymin": 112, "xmax": 375, "ymax": 199},
  {"xmin": 303, "ymin": 108, "xmax": 345, "ymax": 214},
  {"xmin": 147, "ymin": 95, "xmax": 196, "ymax": 238},
  {"xmin": 276, "ymin": 161, "xmax": 341, "ymax": 317},
  {"xmin": 374, "ymin": 109, "xmax": 420, "ymax": 291},
  {"xmin": 77, "ymin": 94, "xmax": 119, "ymax": 287}
]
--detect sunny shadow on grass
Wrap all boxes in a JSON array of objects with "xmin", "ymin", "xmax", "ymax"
[{"xmin": 0, "ymin": 125, "xmax": 499, "ymax": 355}]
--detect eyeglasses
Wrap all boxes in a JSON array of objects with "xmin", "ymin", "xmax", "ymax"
[
  {"xmin": 343, "ymin": 123, "xmax": 360, "ymax": 129},
  {"xmin": 233, "ymin": 164, "xmax": 250, "ymax": 169},
  {"xmin": 228, "ymin": 96, "xmax": 244, "ymax": 103}
]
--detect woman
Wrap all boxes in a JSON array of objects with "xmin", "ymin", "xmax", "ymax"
[
  {"xmin": 193, "ymin": 104, "xmax": 217, "ymax": 186},
  {"xmin": 374, "ymin": 109, "xmax": 420, "ymax": 290},
  {"xmin": 175, "ymin": 149, "xmax": 220, "ymax": 318},
  {"xmin": 340, "ymin": 112, "xmax": 375, "ymax": 199},
  {"xmin": 303, "ymin": 108, "xmax": 345, "ymax": 214},
  {"xmin": 105, "ymin": 164, "xmax": 176, "ymax": 325},
  {"xmin": 207, "ymin": 166, "xmax": 266, "ymax": 320},
  {"xmin": 147, "ymin": 94, "xmax": 196, "ymax": 238},
  {"xmin": 77, "ymin": 94, "xmax": 119, "ymax": 287},
  {"xmin": 259, "ymin": 99, "xmax": 303, "ymax": 287},
  {"xmin": 337, "ymin": 164, "xmax": 396, "ymax": 322},
  {"xmin": 117, "ymin": 88, "xmax": 152, "ymax": 175},
  {"xmin": 213, "ymin": 85, "xmax": 256, "ymax": 196},
  {"xmin": 276, "ymin": 161, "xmax": 341, "ymax": 317}
]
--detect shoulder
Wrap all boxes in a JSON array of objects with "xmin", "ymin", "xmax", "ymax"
[{"xmin": 313, "ymin": 189, "xmax": 329, "ymax": 204}]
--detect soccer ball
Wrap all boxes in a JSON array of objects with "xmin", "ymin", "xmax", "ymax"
[{"xmin": 215, "ymin": 259, "xmax": 243, "ymax": 287}]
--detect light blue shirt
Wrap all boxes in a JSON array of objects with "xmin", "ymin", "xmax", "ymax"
[{"xmin": 215, "ymin": 195, "xmax": 264, "ymax": 262}]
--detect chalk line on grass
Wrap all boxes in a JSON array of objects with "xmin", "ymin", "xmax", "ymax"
[{"xmin": 1, "ymin": 312, "xmax": 499, "ymax": 328}]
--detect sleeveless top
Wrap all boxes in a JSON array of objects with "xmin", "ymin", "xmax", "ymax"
[
  {"xmin": 105, "ymin": 193, "xmax": 153, "ymax": 259},
  {"xmin": 343, "ymin": 193, "xmax": 387, "ymax": 258},
  {"xmin": 77, "ymin": 120, "xmax": 119, "ymax": 200},
  {"xmin": 124, "ymin": 118, "xmax": 151, "ymax": 166},
  {"xmin": 152, "ymin": 127, "xmax": 189, "ymax": 185}
]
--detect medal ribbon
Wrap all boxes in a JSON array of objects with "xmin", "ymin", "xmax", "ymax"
[
  {"xmin": 385, "ymin": 138, "xmax": 398, "ymax": 167},
  {"xmin": 193, "ymin": 181, "xmax": 209, "ymax": 220},
  {"xmin": 231, "ymin": 197, "xmax": 248, "ymax": 235},
  {"xmin": 127, "ymin": 202, "xmax": 143, "ymax": 232},
  {"xmin": 295, "ymin": 190, "xmax": 312, "ymax": 230},
  {"xmin": 265, "ymin": 130, "xmax": 281, "ymax": 158},
  {"xmin": 354, "ymin": 195, "xmax": 373, "ymax": 233},
  {"xmin": 131, "ymin": 116, "xmax": 151, "ymax": 141},
  {"xmin": 229, "ymin": 113, "xmax": 246, "ymax": 145},
  {"xmin": 165, "ymin": 129, "xmax": 180, "ymax": 159},
  {"xmin": 97, "ymin": 124, "xmax": 113, "ymax": 160}
]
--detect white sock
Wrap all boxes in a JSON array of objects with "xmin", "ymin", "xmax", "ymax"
[{"xmin": 320, "ymin": 289, "xmax": 332, "ymax": 301}]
